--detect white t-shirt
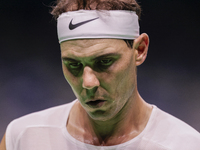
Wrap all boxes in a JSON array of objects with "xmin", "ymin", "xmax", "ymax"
[{"xmin": 6, "ymin": 100, "xmax": 200, "ymax": 150}]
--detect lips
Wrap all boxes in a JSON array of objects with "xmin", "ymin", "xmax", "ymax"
[{"xmin": 86, "ymin": 99, "xmax": 106, "ymax": 108}]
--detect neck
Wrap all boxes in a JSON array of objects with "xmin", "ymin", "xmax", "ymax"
[
  {"xmin": 67, "ymin": 91, "xmax": 152, "ymax": 146},
  {"xmin": 88, "ymin": 92, "xmax": 151, "ymax": 145}
]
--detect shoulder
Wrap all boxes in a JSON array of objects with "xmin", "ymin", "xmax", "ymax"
[
  {"xmin": 145, "ymin": 106, "xmax": 200, "ymax": 149},
  {"xmin": 154, "ymin": 106, "xmax": 199, "ymax": 135},
  {"xmin": 9, "ymin": 100, "xmax": 75, "ymax": 127},
  {"xmin": 5, "ymin": 100, "xmax": 76, "ymax": 150}
]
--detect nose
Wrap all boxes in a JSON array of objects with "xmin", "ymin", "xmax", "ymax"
[{"xmin": 82, "ymin": 66, "xmax": 100, "ymax": 89}]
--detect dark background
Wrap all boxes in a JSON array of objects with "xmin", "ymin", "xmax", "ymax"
[{"xmin": 1, "ymin": 0, "xmax": 200, "ymax": 139}]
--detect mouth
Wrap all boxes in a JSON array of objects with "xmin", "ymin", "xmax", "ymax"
[{"xmin": 86, "ymin": 99, "xmax": 106, "ymax": 108}]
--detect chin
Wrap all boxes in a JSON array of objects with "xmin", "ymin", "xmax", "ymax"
[{"xmin": 87, "ymin": 110, "xmax": 116, "ymax": 122}]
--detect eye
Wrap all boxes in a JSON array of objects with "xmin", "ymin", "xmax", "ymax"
[
  {"xmin": 69, "ymin": 62, "xmax": 82, "ymax": 69},
  {"xmin": 64, "ymin": 61, "xmax": 83, "ymax": 77},
  {"xmin": 94, "ymin": 58, "xmax": 114, "ymax": 71},
  {"xmin": 99, "ymin": 59, "xmax": 113, "ymax": 66}
]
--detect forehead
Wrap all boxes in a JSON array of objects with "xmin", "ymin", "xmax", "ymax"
[{"xmin": 60, "ymin": 39, "xmax": 128, "ymax": 59}]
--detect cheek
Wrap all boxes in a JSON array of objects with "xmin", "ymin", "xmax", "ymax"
[
  {"xmin": 116, "ymin": 66, "xmax": 136, "ymax": 92},
  {"xmin": 106, "ymin": 55, "xmax": 135, "ymax": 83},
  {"xmin": 62, "ymin": 64, "xmax": 71, "ymax": 82},
  {"xmin": 105, "ymin": 57, "xmax": 136, "ymax": 97},
  {"xmin": 62, "ymin": 64, "xmax": 82, "ymax": 94}
]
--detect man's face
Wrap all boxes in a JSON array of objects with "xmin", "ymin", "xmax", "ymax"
[{"xmin": 61, "ymin": 39, "xmax": 138, "ymax": 121}]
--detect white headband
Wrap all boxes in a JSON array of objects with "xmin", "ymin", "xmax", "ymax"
[{"xmin": 57, "ymin": 10, "xmax": 140, "ymax": 43}]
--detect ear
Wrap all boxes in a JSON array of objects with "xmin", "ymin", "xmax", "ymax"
[{"xmin": 133, "ymin": 33, "xmax": 149, "ymax": 66}]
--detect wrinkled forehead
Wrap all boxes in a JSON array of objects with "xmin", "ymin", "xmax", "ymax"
[
  {"xmin": 60, "ymin": 38, "xmax": 128, "ymax": 58},
  {"xmin": 60, "ymin": 38, "xmax": 127, "ymax": 49},
  {"xmin": 61, "ymin": 38, "xmax": 105, "ymax": 47}
]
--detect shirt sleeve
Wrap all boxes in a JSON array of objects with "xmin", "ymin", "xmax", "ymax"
[{"xmin": 6, "ymin": 120, "xmax": 17, "ymax": 150}]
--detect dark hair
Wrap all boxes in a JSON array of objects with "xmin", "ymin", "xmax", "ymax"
[
  {"xmin": 51, "ymin": 0, "xmax": 140, "ymax": 48},
  {"xmin": 124, "ymin": 39, "xmax": 134, "ymax": 48},
  {"xmin": 51, "ymin": 0, "xmax": 141, "ymax": 20}
]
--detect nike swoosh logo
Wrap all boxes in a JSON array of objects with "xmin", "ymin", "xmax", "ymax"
[{"xmin": 69, "ymin": 17, "xmax": 99, "ymax": 30}]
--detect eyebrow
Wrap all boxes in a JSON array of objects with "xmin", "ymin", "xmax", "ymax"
[
  {"xmin": 62, "ymin": 53, "xmax": 120, "ymax": 62},
  {"xmin": 62, "ymin": 57, "xmax": 77, "ymax": 62},
  {"xmin": 92, "ymin": 53, "xmax": 120, "ymax": 61}
]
